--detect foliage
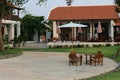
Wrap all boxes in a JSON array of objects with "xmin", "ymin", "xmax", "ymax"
[
  {"xmin": 13, "ymin": 36, "xmax": 19, "ymax": 44},
  {"xmin": 33, "ymin": 16, "xmax": 45, "ymax": 35},
  {"xmin": 114, "ymin": 0, "xmax": 120, "ymax": 6},
  {"xmin": 21, "ymin": 14, "xmax": 46, "ymax": 41},
  {"xmin": 21, "ymin": 14, "xmax": 35, "ymax": 40},
  {"xmin": 65, "ymin": 0, "xmax": 74, "ymax": 6},
  {"xmin": 36, "ymin": 0, "xmax": 47, "ymax": 5},
  {"xmin": 6, "ymin": 0, "xmax": 28, "ymax": 6},
  {"xmin": 0, "ymin": 0, "xmax": 30, "ymax": 52},
  {"xmin": 22, "ymin": 34, "xmax": 28, "ymax": 42},
  {"xmin": 17, "ymin": 35, "xmax": 23, "ymax": 43},
  {"xmin": 36, "ymin": 0, "xmax": 74, "ymax": 6},
  {"xmin": 2, "ymin": 34, "xmax": 8, "ymax": 44}
]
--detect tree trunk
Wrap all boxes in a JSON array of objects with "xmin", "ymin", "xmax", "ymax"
[
  {"xmin": 38, "ymin": 30, "xmax": 40, "ymax": 43},
  {"xmin": 0, "ymin": 21, "xmax": 5, "ymax": 52}
]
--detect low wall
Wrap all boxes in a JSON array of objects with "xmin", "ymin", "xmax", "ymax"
[{"xmin": 47, "ymin": 41, "xmax": 120, "ymax": 48}]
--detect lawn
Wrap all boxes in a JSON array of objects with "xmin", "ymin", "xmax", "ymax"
[
  {"xmin": 19, "ymin": 46, "xmax": 120, "ymax": 61},
  {"xmin": 2, "ymin": 45, "xmax": 120, "ymax": 61},
  {"xmin": 1, "ymin": 45, "xmax": 120, "ymax": 80}
]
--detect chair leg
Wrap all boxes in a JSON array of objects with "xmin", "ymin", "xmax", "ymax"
[
  {"xmin": 76, "ymin": 61, "xmax": 77, "ymax": 66},
  {"xmin": 101, "ymin": 61, "xmax": 103, "ymax": 66},
  {"xmin": 95, "ymin": 61, "xmax": 96, "ymax": 66},
  {"xmin": 69, "ymin": 62, "xmax": 71, "ymax": 65}
]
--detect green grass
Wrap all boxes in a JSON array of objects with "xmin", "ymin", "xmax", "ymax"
[
  {"xmin": 2, "ymin": 46, "xmax": 120, "ymax": 61},
  {"xmin": 1, "ymin": 46, "xmax": 120, "ymax": 80},
  {"xmin": 0, "ymin": 48, "xmax": 22, "ymax": 55},
  {"xmin": 83, "ymin": 71, "xmax": 120, "ymax": 80}
]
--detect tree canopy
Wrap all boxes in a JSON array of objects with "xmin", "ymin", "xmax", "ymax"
[
  {"xmin": 114, "ymin": 0, "xmax": 120, "ymax": 6},
  {"xmin": 21, "ymin": 14, "xmax": 46, "ymax": 42}
]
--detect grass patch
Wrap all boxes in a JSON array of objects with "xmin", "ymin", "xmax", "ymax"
[
  {"xmin": 82, "ymin": 69, "xmax": 120, "ymax": 80},
  {"xmin": 0, "ymin": 48, "xmax": 22, "ymax": 55}
]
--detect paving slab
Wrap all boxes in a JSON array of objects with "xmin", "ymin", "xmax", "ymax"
[{"xmin": 0, "ymin": 52, "xmax": 118, "ymax": 80}]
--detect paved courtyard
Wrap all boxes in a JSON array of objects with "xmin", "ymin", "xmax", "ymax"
[{"xmin": 0, "ymin": 52, "xmax": 118, "ymax": 80}]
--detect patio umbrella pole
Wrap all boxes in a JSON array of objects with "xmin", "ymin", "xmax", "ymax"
[{"xmin": 71, "ymin": 27, "xmax": 74, "ymax": 52}]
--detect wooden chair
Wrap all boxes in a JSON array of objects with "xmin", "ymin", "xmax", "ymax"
[
  {"xmin": 90, "ymin": 51, "xmax": 103, "ymax": 66},
  {"xmin": 68, "ymin": 52, "xmax": 82, "ymax": 66}
]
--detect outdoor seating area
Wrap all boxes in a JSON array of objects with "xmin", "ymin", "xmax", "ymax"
[{"xmin": 69, "ymin": 51, "xmax": 103, "ymax": 66}]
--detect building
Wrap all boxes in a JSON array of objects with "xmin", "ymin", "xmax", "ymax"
[
  {"xmin": 48, "ymin": 5, "xmax": 120, "ymax": 42},
  {"xmin": 0, "ymin": 0, "xmax": 22, "ymax": 42}
]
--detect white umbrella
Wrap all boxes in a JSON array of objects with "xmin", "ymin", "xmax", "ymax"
[
  {"xmin": 58, "ymin": 22, "xmax": 87, "ymax": 50},
  {"xmin": 58, "ymin": 22, "xmax": 87, "ymax": 28}
]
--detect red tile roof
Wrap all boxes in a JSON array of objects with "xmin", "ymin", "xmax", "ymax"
[
  {"xmin": 48, "ymin": 5, "xmax": 119, "ymax": 20},
  {"xmin": 114, "ymin": 19, "xmax": 120, "ymax": 26}
]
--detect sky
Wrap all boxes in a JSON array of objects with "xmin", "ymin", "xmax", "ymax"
[{"xmin": 20, "ymin": 0, "xmax": 114, "ymax": 19}]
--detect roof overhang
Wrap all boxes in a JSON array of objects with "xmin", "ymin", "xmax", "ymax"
[{"xmin": 48, "ymin": 5, "xmax": 120, "ymax": 21}]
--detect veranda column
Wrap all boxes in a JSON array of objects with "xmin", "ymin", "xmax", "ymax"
[
  {"xmin": 90, "ymin": 20, "xmax": 95, "ymax": 39},
  {"xmin": 74, "ymin": 27, "xmax": 76, "ymax": 40},
  {"xmin": 90, "ymin": 21, "xmax": 93, "ymax": 38},
  {"xmin": 53, "ymin": 21, "xmax": 58, "ymax": 38},
  {"xmin": 110, "ymin": 20, "xmax": 114, "ymax": 41},
  {"xmin": 4, "ymin": 25, "xmax": 8, "ymax": 35},
  {"xmin": 17, "ymin": 23, "xmax": 21, "ymax": 37},
  {"xmin": 9, "ymin": 24, "xmax": 14, "ymax": 41}
]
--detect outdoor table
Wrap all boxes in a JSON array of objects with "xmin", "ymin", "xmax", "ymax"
[
  {"xmin": 85, "ymin": 54, "xmax": 94, "ymax": 65},
  {"xmin": 76, "ymin": 54, "xmax": 82, "ymax": 65}
]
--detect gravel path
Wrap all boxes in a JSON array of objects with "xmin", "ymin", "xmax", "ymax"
[{"xmin": 0, "ymin": 52, "xmax": 118, "ymax": 80}]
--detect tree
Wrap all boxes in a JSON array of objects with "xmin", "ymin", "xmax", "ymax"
[
  {"xmin": 0, "ymin": 0, "xmax": 72, "ymax": 51},
  {"xmin": 21, "ymin": 14, "xmax": 35, "ymax": 40},
  {"xmin": 114, "ymin": 0, "xmax": 120, "ymax": 6},
  {"xmin": 21, "ymin": 14, "xmax": 45, "ymax": 42},
  {"xmin": 33, "ymin": 16, "xmax": 45, "ymax": 42},
  {"xmin": 0, "ymin": 0, "xmax": 29, "ymax": 52},
  {"xmin": 65, "ymin": 0, "xmax": 74, "ymax": 6}
]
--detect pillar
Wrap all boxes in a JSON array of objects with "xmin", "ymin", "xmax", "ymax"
[
  {"xmin": 4, "ymin": 25, "xmax": 8, "ymax": 35},
  {"xmin": 17, "ymin": 23, "xmax": 20, "ymax": 37},
  {"xmin": 53, "ymin": 21, "xmax": 58, "ymax": 38},
  {"xmin": 90, "ymin": 22, "xmax": 93, "ymax": 38},
  {"xmin": 74, "ymin": 27, "xmax": 76, "ymax": 39},
  {"xmin": 9, "ymin": 24, "xmax": 14, "ymax": 41},
  {"xmin": 110, "ymin": 20, "xmax": 114, "ymax": 41}
]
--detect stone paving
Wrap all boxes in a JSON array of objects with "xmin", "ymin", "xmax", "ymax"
[{"xmin": 0, "ymin": 52, "xmax": 118, "ymax": 80}]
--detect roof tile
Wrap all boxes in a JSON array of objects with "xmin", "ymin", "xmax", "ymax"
[{"xmin": 48, "ymin": 5, "xmax": 119, "ymax": 20}]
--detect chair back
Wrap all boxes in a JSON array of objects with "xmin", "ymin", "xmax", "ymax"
[
  {"xmin": 69, "ymin": 53, "xmax": 77, "ymax": 60},
  {"xmin": 95, "ymin": 52, "xmax": 103, "ymax": 61}
]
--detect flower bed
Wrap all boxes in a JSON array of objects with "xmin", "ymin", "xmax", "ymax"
[{"xmin": 47, "ymin": 41, "xmax": 120, "ymax": 48}]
